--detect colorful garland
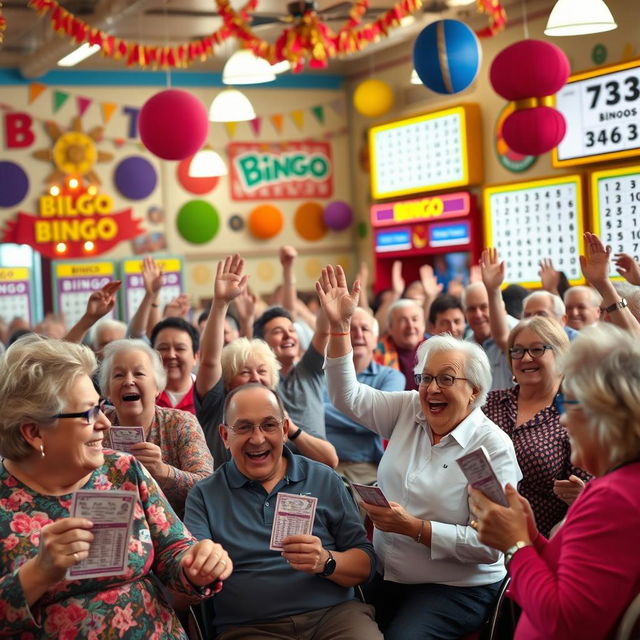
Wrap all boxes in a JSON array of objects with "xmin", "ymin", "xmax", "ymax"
[{"xmin": 475, "ymin": 0, "xmax": 507, "ymax": 38}]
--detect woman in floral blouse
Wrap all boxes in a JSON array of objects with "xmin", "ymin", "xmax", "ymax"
[
  {"xmin": 0, "ymin": 334, "xmax": 232, "ymax": 639},
  {"xmin": 482, "ymin": 316, "xmax": 591, "ymax": 537},
  {"xmin": 99, "ymin": 339, "xmax": 213, "ymax": 518}
]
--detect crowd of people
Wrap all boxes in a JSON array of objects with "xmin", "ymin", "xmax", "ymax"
[{"xmin": 0, "ymin": 233, "xmax": 639, "ymax": 639}]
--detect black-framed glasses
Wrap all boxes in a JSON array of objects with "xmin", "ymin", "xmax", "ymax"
[
  {"xmin": 556, "ymin": 392, "xmax": 580, "ymax": 415},
  {"xmin": 414, "ymin": 373, "xmax": 469, "ymax": 388},
  {"xmin": 226, "ymin": 418, "xmax": 284, "ymax": 436},
  {"xmin": 53, "ymin": 400, "xmax": 106, "ymax": 425},
  {"xmin": 509, "ymin": 345, "xmax": 553, "ymax": 360}
]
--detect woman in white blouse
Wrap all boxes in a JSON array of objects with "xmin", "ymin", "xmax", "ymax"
[{"xmin": 316, "ymin": 265, "xmax": 521, "ymax": 640}]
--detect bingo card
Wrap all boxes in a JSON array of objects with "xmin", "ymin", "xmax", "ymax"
[
  {"xmin": 0, "ymin": 267, "xmax": 34, "ymax": 325},
  {"xmin": 369, "ymin": 104, "xmax": 483, "ymax": 200},
  {"xmin": 483, "ymin": 175, "xmax": 585, "ymax": 288},
  {"xmin": 52, "ymin": 260, "xmax": 118, "ymax": 328},
  {"xmin": 590, "ymin": 164, "xmax": 640, "ymax": 277},
  {"xmin": 120, "ymin": 256, "xmax": 184, "ymax": 322}
]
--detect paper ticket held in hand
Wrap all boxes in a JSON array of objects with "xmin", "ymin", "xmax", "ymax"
[
  {"xmin": 349, "ymin": 483, "xmax": 391, "ymax": 508},
  {"xmin": 107, "ymin": 426, "xmax": 145, "ymax": 453},
  {"xmin": 456, "ymin": 446, "xmax": 508, "ymax": 507},
  {"xmin": 269, "ymin": 492, "xmax": 318, "ymax": 551}
]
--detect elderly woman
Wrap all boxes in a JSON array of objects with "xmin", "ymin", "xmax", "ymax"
[
  {"xmin": 482, "ymin": 316, "xmax": 591, "ymax": 537},
  {"xmin": 99, "ymin": 339, "xmax": 213, "ymax": 517},
  {"xmin": 0, "ymin": 335, "xmax": 231, "ymax": 639},
  {"xmin": 470, "ymin": 323, "xmax": 640, "ymax": 639},
  {"xmin": 317, "ymin": 266, "xmax": 521, "ymax": 640}
]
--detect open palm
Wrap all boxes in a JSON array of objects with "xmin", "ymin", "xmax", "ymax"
[
  {"xmin": 315, "ymin": 265, "xmax": 359, "ymax": 328},
  {"xmin": 215, "ymin": 254, "xmax": 248, "ymax": 304}
]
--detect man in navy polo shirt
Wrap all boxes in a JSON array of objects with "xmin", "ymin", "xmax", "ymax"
[{"xmin": 184, "ymin": 384, "xmax": 381, "ymax": 640}]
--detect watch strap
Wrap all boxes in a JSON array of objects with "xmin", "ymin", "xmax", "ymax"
[
  {"xmin": 504, "ymin": 540, "xmax": 530, "ymax": 567},
  {"xmin": 317, "ymin": 550, "xmax": 336, "ymax": 576},
  {"xmin": 601, "ymin": 297, "xmax": 628, "ymax": 313},
  {"xmin": 288, "ymin": 427, "xmax": 302, "ymax": 441}
]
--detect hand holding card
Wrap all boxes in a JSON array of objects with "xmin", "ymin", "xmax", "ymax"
[
  {"xmin": 456, "ymin": 447, "xmax": 508, "ymax": 508},
  {"xmin": 350, "ymin": 483, "xmax": 391, "ymax": 508}
]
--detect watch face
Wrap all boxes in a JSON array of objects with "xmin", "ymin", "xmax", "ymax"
[{"xmin": 322, "ymin": 557, "xmax": 337, "ymax": 576}]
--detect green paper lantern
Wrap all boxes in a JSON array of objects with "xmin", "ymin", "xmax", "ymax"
[{"xmin": 177, "ymin": 200, "xmax": 220, "ymax": 244}]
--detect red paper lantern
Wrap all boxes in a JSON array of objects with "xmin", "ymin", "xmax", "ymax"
[
  {"xmin": 139, "ymin": 89, "xmax": 209, "ymax": 161},
  {"xmin": 489, "ymin": 39, "xmax": 570, "ymax": 156}
]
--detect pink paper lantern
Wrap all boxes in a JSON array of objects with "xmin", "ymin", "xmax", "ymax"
[
  {"xmin": 139, "ymin": 89, "xmax": 209, "ymax": 161},
  {"xmin": 323, "ymin": 201, "xmax": 353, "ymax": 231},
  {"xmin": 502, "ymin": 107, "xmax": 567, "ymax": 156}
]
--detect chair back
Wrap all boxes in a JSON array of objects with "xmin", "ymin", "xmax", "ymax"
[{"xmin": 615, "ymin": 591, "xmax": 640, "ymax": 640}]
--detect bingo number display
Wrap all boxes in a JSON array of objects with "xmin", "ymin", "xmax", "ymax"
[
  {"xmin": 590, "ymin": 165, "xmax": 640, "ymax": 277},
  {"xmin": 554, "ymin": 59, "xmax": 640, "ymax": 167},
  {"xmin": 369, "ymin": 104, "xmax": 483, "ymax": 199},
  {"xmin": 483, "ymin": 176, "xmax": 584, "ymax": 288}
]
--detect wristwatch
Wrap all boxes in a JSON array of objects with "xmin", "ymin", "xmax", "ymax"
[
  {"xmin": 504, "ymin": 541, "xmax": 530, "ymax": 567},
  {"xmin": 601, "ymin": 298, "xmax": 627, "ymax": 313},
  {"xmin": 316, "ymin": 550, "xmax": 336, "ymax": 577}
]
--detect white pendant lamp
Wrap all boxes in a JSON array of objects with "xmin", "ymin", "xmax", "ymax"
[
  {"xmin": 545, "ymin": 0, "xmax": 617, "ymax": 36},
  {"xmin": 189, "ymin": 147, "xmax": 228, "ymax": 177},
  {"xmin": 410, "ymin": 68, "xmax": 422, "ymax": 85},
  {"xmin": 222, "ymin": 50, "xmax": 276, "ymax": 85},
  {"xmin": 209, "ymin": 89, "xmax": 256, "ymax": 122}
]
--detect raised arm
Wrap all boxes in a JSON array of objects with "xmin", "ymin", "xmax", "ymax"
[
  {"xmin": 65, "ymin": 280, "xmax": 121, "ymax": 343},
  {"xmin": 232, "ymin": 287, "xmax": 256, "ymax": 338},
  {"xmin": 613, "ymin": 252, "xmax": 640, "ymax": 285},
  {"xmin": 356, "ymin": 261, "xmax": 373, "ymax": 314},
  {"xmin": 286, "ymin": 416, "xmax": 339, "ymax": 468},
  {"xmin": 280, "ymin": 245, "xmax": 298, "ymax": 316},
  {"xmin": 195, "ymin": 255, "xmax": 247, "ymax": 397},
  {"xmin": 480, "ymin": 248, "xmax": 510, "ymax": 353},
  {"xmin": 539, "ymin": 258, "xmax": 561, "ymax": 295},
  {"xmin": 128, "ymin": 256, "xmax": 163, "ymax": 339},
  {"xmin": 419, "ymin": 263, "xmax": 444, "ymax": 326},
  {"xmin": 375, "ymin": 259, "xmax": 403, "ymax": 335}
]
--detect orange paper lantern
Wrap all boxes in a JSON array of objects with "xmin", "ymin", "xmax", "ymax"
[
  {"xmin": 248, "ymin": 204, "xmax": 284, "ymax": 239},
  {"xmin": 294, "ymin": 202, "xmax": 327, "ymax": 241}
]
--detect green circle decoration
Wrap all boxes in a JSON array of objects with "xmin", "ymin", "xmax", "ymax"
[
  {"xmin": 177, "ymin": 200, "xmax": 220, "ymax": 244},
  {"xmin": 357, "ymin": 221, "xmax": 368, "ymax": 239},
  {"xmin": 592, "ymin": 44, "xmax": 607, "ymax": 65}
]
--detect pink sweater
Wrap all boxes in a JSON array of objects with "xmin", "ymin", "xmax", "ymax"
[{"xmin": 509, "ymin": 461, "xmax": 640, "ymax": 640}]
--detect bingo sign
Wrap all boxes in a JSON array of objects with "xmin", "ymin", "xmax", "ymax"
[
  {"xmin": 554, "ymin": 59, "xmax": 640, "ymax": 167},
  {"xmin": 228, "ymin": 141, "xmax": 333, "ymax": 201},
  {"xmin": 0, "ymin": 267, "xmax": 33, "ymax": 324},
  {"xmin": 121, "ymin": 257, "xmax": 183, "ymax": 322}
]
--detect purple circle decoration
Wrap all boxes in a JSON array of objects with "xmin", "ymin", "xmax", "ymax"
[
  {"xmin": 323, "ymin": 200, "xmax": 353, "ymax": 231},
  {"xmin": 0, "ymin": 162, "xmax": 29, "ymax": 207},
  {"xmin": 114, "ymin": 156, "xmax": 158, "ymax": 200}
]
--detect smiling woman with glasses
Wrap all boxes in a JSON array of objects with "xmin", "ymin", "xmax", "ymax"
[
  {"xmin": 0, "ymin": 334, "xmax": 230, "ymax": 639},
  {"xmin": 482, "ymin": 315, "xmax": 592, "ymax": 538}
]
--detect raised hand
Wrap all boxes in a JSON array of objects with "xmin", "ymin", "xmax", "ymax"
[
  {"xmin": 580, "ymin": 232, "xmax": 611, "ymax": 287},
  {"xmin": 315, "ymin": 265, "xmax": 360, "ymax": 331},
  {"xmin": 447, "ymin": 275, "xmax": 464, "ymax": 299},
  {"xmin": 163, "ymin": 293, "xmax": 191, "ymax": 318},
  {"xmin": 142, "ymin": 255, "xmax": 163, "ymax": 296},
  {"xmin": 539, "ymin": 258, "xmax": 561, "ymax": 294},
  {"xmin": 419, "ymin": 264, "xmax": 443, "ymax": 300},
  {"xmin": 232, "ymin": 286, "xmax": 256, "ymax": 323},
  {"xmin": 279, "ymin": 245, "xmax": 298, "ymax": 268},
  {"xmin": 480, "ymin": 248, "xmax": 505, "ymax": 291},
  {"xmin": 85, "ymin": 281, "xmax": 121, "ymax": 321},
  {"xmin": 391, "ymin": 260, "xmax": 405, "ymax": 296},
  {"xmin": 613, "ymin": 252, "xmax": 640, "ymax": 285},
  {"xmin": 214, "ymin": 254, "xmax": 248, "ymax": 305}
]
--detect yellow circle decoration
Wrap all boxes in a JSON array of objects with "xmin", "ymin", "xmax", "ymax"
[
  {"xmin": 191, "ymin": 264, "xmax": 212, "ymax": 286},
  {"xmin": 305, "ymin": 258, "xmax": 323, "ymax": 280},
  {"xmin": 52, "ymin": 131, "xmax": 98, "ymax": 176},
  {"xmin": 257, "ymin": 261, "xmax": 275, "ymax": 282},
  {"xmin": 294, "ymin": 201, "xmax": 327, "ymax": 242},
  {"xmin": 336, "ymin": 255, "xmax": 352, "ymax": 273},
  {"xmin": 248, "ymin": 204, "xmax": 284, "ymax": 239},
  {"xmin": 353, "ymin": 79, "xmax": 394, "ymax": 118}
]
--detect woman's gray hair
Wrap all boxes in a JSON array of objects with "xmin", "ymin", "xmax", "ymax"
[
  {"xmin": 558, "ymin": 323, "xmax": 640, "ymax": 471},
  {"xmin": 414, "ymin": 334, "xmax": 491, "ymax": 408},
  {"xmin": 0, "ymin": 334, "xmax": 96, "ymax": 460},
  {"xmin": 221, "ymin": 338, "xmax": 281, "ymax": 389},
  {"xmin": 99, "ymin": 339, "xmax": 166, "ymax": 398}
]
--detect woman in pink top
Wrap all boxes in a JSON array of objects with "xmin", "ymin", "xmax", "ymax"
[{"xmin": 469, "ymin": 323, "xmax": 640, "ymax": 640}]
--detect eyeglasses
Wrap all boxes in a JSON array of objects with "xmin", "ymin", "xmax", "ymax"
[
  {"xmin": 556, "ymin": 392, "xmax": 580, "ymax": 415},
  {"xmin": 226, "ymin": 418, "xmax": 284, "ymax": 436},
  {"xmin": 54, "ymin": 400, "xmax": 106, "ymax": 425},
  {"xmin": 414, "ymin": 373, "xmax": 469, "ymax": 388},
  {"xmin": 509, "ymin": 345, "xmax": 553, "ymax": 360}
]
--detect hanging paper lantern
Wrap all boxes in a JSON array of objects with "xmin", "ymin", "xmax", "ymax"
[
  {"xmin": 490, "ymin": 39, "xmax": 570, "ymax": 156},
  {"xmin": 248, "ymin": 204, "xmax": 284, "ymax": 239},
  {"xmin": 413, "ymin": 20, "xmax": 481, "ymax": 94},
  {"xmin": 139, "ymin": 90, "xmax": 209, "ymax": 161},
  {"xmin": 353, "ymin": 79, "xmax": 394, "ymax": 118},
  {"xmin": 323, "ymin": 201, "xmax": 353, "ymax": 231}
]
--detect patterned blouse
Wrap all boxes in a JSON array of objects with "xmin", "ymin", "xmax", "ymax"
[
  {"xmin": 0, "ymin": 453, "xmax": 213, "ymax": 639},
  {"xmin": 483, "ymin": 386, "xmax": 592, "ymax": 537},
  {"xmin": 104, "ymin": 406, "xmax": 213, "ymax": 518}
]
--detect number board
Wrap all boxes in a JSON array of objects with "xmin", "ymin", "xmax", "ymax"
[
  {"xmin": 483, "ymin": 176, "xmax": 585, "ymax": 288},
  {"xmin": 369, "ymin": 104, "xmax": 483, "ymax": 199},
  {"xmin": 120, "ymin": 256, "xmax": 184, "ymax": 323},
  {"xmin": 590, "ymin": 164, "xmax": 640, "ymax": 278},
  {"xmin": 553, "ymin": 59, "xmax": 640, "ymax": 167},
  {"xmin": 0, "ymin": 267, "xmax": 34, "ymax": 325}
]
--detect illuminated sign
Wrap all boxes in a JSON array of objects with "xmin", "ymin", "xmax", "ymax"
[
  {"xmin": 375, "ymin": 228, "xmax": 412, "ymax": 252},
  {"xmin": 429, "ymin": 222, "xmax": 470, "ymax": 247},
  {"xmin": 370, "ymin": 192, "xmax": 470, "ymax": 227}
]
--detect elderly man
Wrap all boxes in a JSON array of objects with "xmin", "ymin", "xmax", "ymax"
[
  {"xmin": 521, "ymin": 290, "xmax": 578, "ymax": 340},
  {"xmin": 374, "ymin": 299, "xmax": 426, "ymax": 389},
  {"xmin": 184, "ymin": 384, "xmax": 381, "ymax": 640},
  {"xmin": 563, "ymin": 286, "xmax": 602, "ymax": 330},
  {"xmin": 324, "ymin": 307, "xmax": 405, "ymax": 485},
  {"xmin": 90, "ymin": 318, "xmax": 127, "ymax": 359}
]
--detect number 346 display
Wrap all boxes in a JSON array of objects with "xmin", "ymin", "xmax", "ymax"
[{"xmin": 554, "ymin": 59, "xmax": 640, "ymax": 167}]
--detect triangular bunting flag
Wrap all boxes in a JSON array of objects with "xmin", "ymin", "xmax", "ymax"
[
  {"xmin": 311, "ymin": 105, "xmax": 325, "ymax": 125},
  {"xmin": 101, "ymin": 102, "xmax": 117, "ymax": 124},
  {"xmin": 249, "ymin": 117, "xmax": 262, "ymax": 137},
  {"xmin": 224, "ymin": 122, "xmax": 237, "ymax": 139},
  {"xmin": 53, "ymin": 91, "xmax": 69, "ymax": 113},
  {"xmin": 29, "ymin": 83, "xmax": 46, "ymax": 104},
  {"xmin": 329, "ymin": 98, "xmax": 345, "ymax": 116},
  {"xmin": 77, "ymin": 96, "xmax": 92, "ymax": 117},
  {"xmin": 270, "ymin": 113, "xmax": 284, "ymax": 134},
  {"xmin": 291, "ymin": 110, "xmax": 304, "ymax": 131}
]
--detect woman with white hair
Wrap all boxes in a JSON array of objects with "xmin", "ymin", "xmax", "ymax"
[
  {"xmin": 470, "ymin": 323, "xmax": 640, "ymax": 639},
  {"xmin": 317, "ymin": 265, "xmax": 521, "ymax": 640},
  {"xmin": 99, "ymin": 339, "xmax": 212, "ymax": 517}
]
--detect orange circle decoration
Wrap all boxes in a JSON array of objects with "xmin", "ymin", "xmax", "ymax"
[
  {"xmin": 248, "ymin": 204, "xmax": 284, "ymax": 239},
  {"xmin": 294, "ymin": 201, "xmax": 327, "ymax": 242}
]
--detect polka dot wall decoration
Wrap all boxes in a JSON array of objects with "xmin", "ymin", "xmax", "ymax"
[
  {"xmin": 0, "ymin": 162, "xmax": 29, "ymax": 207},
  {"xmin": 176, "ymin": 200, "xmax": 220, "ymax": 244},
  {"xmin": 294, "ymin": 202, "xmax": 327, "ymax": 241},
  {"xmin": 228, "ymin": 214, "xmax": 244, "ymax": 231},
  {"xmin": 177, "ymin": 156, "xmax": 220, "ymax": 195},
  {"xmin": 114, "ymin": 156, "xmax": 157, "ymax": 200}
]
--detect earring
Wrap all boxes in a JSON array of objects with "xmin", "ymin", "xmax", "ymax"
[
  {"xmin": 512, "ymin": 375, "xmax": 517, "ymax": 384},
  {"xmin": 40, "ymin": 444, "xmax": 45, "ymax": 458}
]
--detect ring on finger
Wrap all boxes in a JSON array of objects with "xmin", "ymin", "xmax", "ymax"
[
  {"xmin": 470, "ymin": 520, "xmax": 479, "ymax": 530},
  {"xmin": 73, "ymin": 552, "xmax": 79, "ymax": 563}
]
